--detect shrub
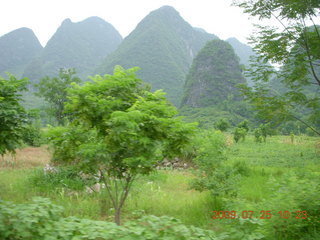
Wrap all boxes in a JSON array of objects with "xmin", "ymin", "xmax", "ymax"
[
  {"xmin": 224, "ymin": 172, "xmax": 320, "ymax": 240},
  {"xmin": 29, "ymin": 166, "xmax": 88, "ymax": 192},
  {"xmin": 254, "ymin": 128, "xmax": 263, "ymax": 143},
  {"xmin": 0, "ymin": 198, "xmax": 219, "ymax": 240},
  {"xmin": 233, "ymin": 127, "xmax": 247, "ymax": 143},
  {"xmin": 22, "ymin": 109, "xmax": 43, "ymax": 147},
  {"xmin": 214, "ymin": 118, "xmax": 230, "ymax": 132},
  {"xmin": 190, "ymin": 130, "xmax": 241, "ymax": 197}
]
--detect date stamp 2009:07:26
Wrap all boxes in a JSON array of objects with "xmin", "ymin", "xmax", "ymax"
[{"xmin": 211, "ymin": 210, "xmax": 308, "ymax": 220}]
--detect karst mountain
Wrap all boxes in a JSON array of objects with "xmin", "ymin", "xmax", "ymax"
[
  {"xmin": 96, "ymin": 6, "xmax": 217, "ymax": 105},
  {"xmin": 0, "ymin": 28, "xmax": 43, "ymax": 78},
  {"xmin": 23, "ymin": 17, "xmax": 122, "ymax": 85}
]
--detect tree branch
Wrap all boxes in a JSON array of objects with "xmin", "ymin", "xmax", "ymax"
[
  {"xmin": 291, "ymin": 115, "xmax": 320, "ymax": 136},
  {"xmin": 100, "ymin": 170, "xmax": 117, "ymax": 210},
  {"xmin": 301, "ymin": 18, "xmax": 320, "ymax": 86}
]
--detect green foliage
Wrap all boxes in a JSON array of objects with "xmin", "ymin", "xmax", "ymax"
[
  {"xmin": 192, "ymin": 130, "xmax": 227, "ymax": 172},
  {"xmin": 254, "ymin": 123, "xmax": 269, "ymax": 143},
  {"xmin": 0, "ymin": 74, "xmax": 29, "ymax": 155},
  {"xmin": 0, "ymin": 198, "xmax": 218, "ymax": 240},
  {"xmin": 96, "ymin": 6, "xmax": 215, "ymax": 105},
  {"xmin": 234, "ymin": 128, "xmax": 247, "ymax": 143},
  {"xmin": 23, "ymin": 17, "xmax": 122, "ymax": 84},
  {"xmin": 234, "ymin": 0, "xmax": 320, "ymax": 136},
  {"xmin": 191, "ymin": 130, "xmax": 241, "ymax": 197},
  {"xmin": 237, "ymin": 120, "xmax": 249, "ymax": 132},
  {"xmin": 22, "ymin": 109, "xmax": 42, "ymax": 146},
  {"xmin": 226, "ymin": 37, "xmax": 256, "ymax": 72},
  {"xmin": 180, "ymin": 39, "xmax": 254, "ymax": 128},
  {"xmin": 29, "ymin": 166, "xmax": 88, "ymax": 192},
  {"xmin": 214, "ymin": 118, "xmax": 230, "ymax": 132},
  {"xmin": 35, "ymin": 68, "xmax": 81, "ymax": 125},
  {"xmin": 0, "ymin": 197, "xmax": 63, "ymax": 240},
  {"xmin": 254, "ymin": 128, "xmax": 263, "ymax": 143},
  {"xmin": 46, "ymin": 126, "xmax": 95, "ymax": 165},
  {"xmin": 0, "ymin": 28, "xmax": 42, "ymax": 78},
  {"xmin": 225, "ymin": 172, "xmax": 320, "ymax": 240},
  {"xmin": 233, "ymin": 120, "xmax": 250, "ymax": 143},
  {"xmin": 181, "ymin": 39, "xmax": 246, "ymax": 108},
  {"xmin": 48, "ymin": 66, "xmax": 196, "ymax": 224}
]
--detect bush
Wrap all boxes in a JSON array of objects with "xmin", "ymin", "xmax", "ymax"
[
  {"xmin": 233, "ymin": 127, "xmax": 247, "ymax": 143},
  {"xmin": 22, "ymin": 109, "xmax": 43, "ymax": 147},
  {"xmin": 190, "ymin": 130, "xmax": 241, "ymax": 197},
  {"xmin": 22, "ymin": 124, "xmax": 42, "ymax": 147},
  {"xmin": 254, "ymin": 128, "xmax": 263, "ymax": 143},
  {"xmin": 214, "ymin": 118, "xmax": 230, "ymax": 132},
  {"xmin": 0, "ymin": 198, "xmax": 219, "ymax": 240},
  {"xmin": 224, "ymin": 172, "xmax": 320, "ymax": 240},
  {"xmin": 29, "ymin": 166, "xmax": 88, "ymax": 192}
]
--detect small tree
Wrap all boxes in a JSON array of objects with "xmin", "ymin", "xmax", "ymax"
[
  {"xmin": 214, "ymin": 118, "xmax": 230, "ymax": 132},
  {"xmin": 233, "ymin": 120, "xmax": 249, "ymax": 143},
  {"xmin": 233, "ymin": 0, "xmax": 320, "ymax": 136},
  {"xmin": 0, "ymin": 74, "xmax": 28, "ymax": 157},
  {"xmin": 48, "ymin": 66, "xmax": 196, "ymax": 225},
  {"xmin": 35, "ymin": 68, "xmax": 81, "ymax": 125},
  {"xmin": 237, "ymin": 120, "xmax": 249, "ymax": 132},
  {"xmin": 233, "ymin": 127, "xmax": 247, "ymax": 143}
]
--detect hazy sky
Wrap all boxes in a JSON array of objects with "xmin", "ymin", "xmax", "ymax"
[{"xmin": 0, "ymin": 0, "xmax": 258, "ymax": 46}]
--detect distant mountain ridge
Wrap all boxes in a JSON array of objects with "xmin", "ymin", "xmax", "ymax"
[
  {"xmin": 96, "ymin": 6, "xmax": 217, "ymax": 105},
  {"xmin": 226, "ymin": 38, "xmax": 255, "ymax": 66},
  {"xmin": 179, "ymin": 39, "xmax": 250, "ymax": 127},
  {"xmin": 0, "ymin": 27, "xmax": 43, "ymax": 78},
  {"xmin": 226, "ymin": 37, "xmax": 257, "ymax": 86},
  {"xmin": 0, "ymin": 6, "xmax": 256, "ymax": 108},
  {"xmin": 181, "ymin": 39, "xmax": 246, "ymax": 107},
  {"xmin": 23, "ymin": 16, "xmax": 122, "ymax": 84}
]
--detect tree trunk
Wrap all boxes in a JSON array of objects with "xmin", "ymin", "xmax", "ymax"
[
  {"xmin": 100, "ymin": 198, "xmax": 107, "ymax": 218},
  {"xmin": 115, "ymin": 207, "xmax": 121, "ymax": 225}
]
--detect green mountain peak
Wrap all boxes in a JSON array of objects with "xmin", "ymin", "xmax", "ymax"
[
  {"xmin": 0, "ymin": 28, "xmax": 43, "ymax": 78},
  {"xmin": 95, "ymin": 6, "xmax": 217, "ymax": 105}
]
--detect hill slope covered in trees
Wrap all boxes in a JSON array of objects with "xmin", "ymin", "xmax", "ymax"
[
  {"xmin": 180, "ymin": 39, "xmax": 249, "ymax": 127},
  {"xmin": 96, "ymin": 6, "xmax": 216, "ymax": 105},
  {"xmin": 23, "ymin": 17, "xmax": 122, "ymax": 85},
  {"xmin": 0, "ymin": 28, "xmax": 43, "ymax": 78}
]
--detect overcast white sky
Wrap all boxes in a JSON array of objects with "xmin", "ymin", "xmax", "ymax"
[{"xmin": 0, "ymin": 0, "xmax": 258, "ymax": 46}]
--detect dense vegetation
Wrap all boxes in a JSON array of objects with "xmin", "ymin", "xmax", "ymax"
[
  {"xmin": 0, "ymin": 134, "xmax": 319, "ymax": 239},
  {"xmin": 234, "ymin": 0, "xmax": 320, "ymax": 136},
  {"xmin": 180, "ymin": 39, "xmax": 251, "ymax": 128},
  {"xmin": 23, "ymin": 17, "xmax": 122, "ymax": 85},
  {"xmin": 0, "ymin": 2, "xmax": 319, "ymax": 239},
  {"xmin": 96, "ymin": 6, "xmax": 216, "ymax": 105},
  {"xmin": 0, "ymin": 28, "xmax": 43, "ymax": 78}
]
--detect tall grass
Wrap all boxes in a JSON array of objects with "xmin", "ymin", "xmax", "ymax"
[{"xmin": 0, "ymin": 135, "xmax": 319, "ymax": 235}]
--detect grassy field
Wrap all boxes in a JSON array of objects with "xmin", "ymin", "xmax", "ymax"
[{"xmin": 0, "ymin": 135, "xmax": 319, "ymax": 238}]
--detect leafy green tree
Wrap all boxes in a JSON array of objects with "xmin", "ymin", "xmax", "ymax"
[
  {"xmin": 233, "ymin": 127, "xmax": 247, "ymax": 143},
  {"xmin": 35, "ymin": 68, "xmax": 81, "ymax": 125},
  {"xmin": 233, "ymin": 0, "xmax": 320, "ymax": 135},
  {"xmin": 214, "ymin": 118, "xmax": 230, "ymax": 132},
  {"xmin": 254, "ymin": 123, "xmax": 269, "ymax": 143},
  {"xmin": 47, "ymin": 66, "xmax": 196, "ymax": 225},
  {"xmin": 237, "ymin": 120, "xmax": 249, "ymax": 132},
  {"xmin": 254, "ymin": 128, "xmax": 263, "ymax": 143},
  {"xmin": 0, "ymin": 74, "xmax": 28, "ymax": 156},
  {"xmin": 22, "ymin": 109, "xmax": 42, "ymax": 147}
]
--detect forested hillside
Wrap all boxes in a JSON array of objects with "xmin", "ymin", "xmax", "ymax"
[
  {"xmin": 180, "ymin": 39, "xmax": 249, "ymax": 127},
  {"xmin": 226, "ymin": 37, "xmax": 256, "ymax": 86},
  {"xmin": 226, "ymin": 37, "xmax": 255, "ymax": 67},
  {"xmin": 0, "ymin": 28, "xmax": 43, "ymax": 78},
  {"xmin": 23, "ymin": 17, "xmax": 122, "ymax": 85},
  {"xmin": 96, "ymin": 6, "xmax": 216, "ymax": 105}
]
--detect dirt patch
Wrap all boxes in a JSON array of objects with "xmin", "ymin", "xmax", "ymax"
[{"xmin": 0, "ymin": 146, "xmax": 51, "ymax": 169}]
